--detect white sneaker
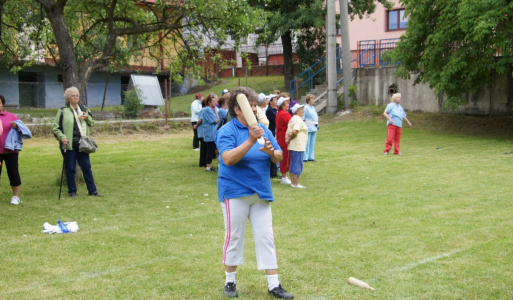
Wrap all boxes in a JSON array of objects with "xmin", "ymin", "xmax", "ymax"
[
  {"xmin": 193, "ymin": 148, "xmax": 200, "ymax": 151},
  {"xmin": 281, "ymin": 177, "xmax": 291, "ymax": 185},
  {"xmin": 291, "ymin": 184, "xmax": 306, "ymax": 189},
  {"xmin": 10, "ymin": 196, "xmax": 20, "ymax": 205}
]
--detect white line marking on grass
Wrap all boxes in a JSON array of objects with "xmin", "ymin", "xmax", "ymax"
[{"xmin": 395, "ymin": 248, "xmax": 461, "ymax": 272}]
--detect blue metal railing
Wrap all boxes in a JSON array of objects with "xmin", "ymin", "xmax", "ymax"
[
  {"xmin": 290, "ymin": 47, "xmax": 342, "ymax": 100},
  {"xmin": 358, "ymin": 40, "xmax": 377, "ymax": 68},
  {"xmin": 378, "ymin": 38, "xmax": 400, "ymax": 65}
]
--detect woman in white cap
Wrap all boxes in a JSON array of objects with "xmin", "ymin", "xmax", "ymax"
[
  {"xmin": 275, "ymin": 95, "xmax": 292, "ymax": 184},
  {"xmin": 286, "ymin": 103, "xmax": 308, "ymax": 188}
]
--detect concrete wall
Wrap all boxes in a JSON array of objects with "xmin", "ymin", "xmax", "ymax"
[{"xmin": 356, "ymin": 66, "xmax": 513, "ymax": 115}]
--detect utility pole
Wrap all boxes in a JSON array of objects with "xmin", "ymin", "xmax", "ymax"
[
  {"xmin": 340, "ymin": 0, "xmax": 353, "ymax": 109},
  {"xmin": 326, "ymin": 0, "xmax": 337, "ymax": 114}
]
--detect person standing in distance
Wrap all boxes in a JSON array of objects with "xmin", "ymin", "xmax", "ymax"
[
  {"xmin": 383, "ymin": 93, "xmax": 412, "ymax": 155},
  {"xmin": 191, "ymin": 93, "xmax": 204, "ymax": 151},
  {"xmin": 302, "ymin": 94, "xmax": 319, "ymax": 162},
  {"xmin": 216, "ymin": 87, "xmax": 294, "ymax": 299}
]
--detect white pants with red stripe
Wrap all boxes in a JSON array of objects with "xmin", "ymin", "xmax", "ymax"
[{"xmin": 221, "ymin": 194, "xmax": 278, "ymax": 270}]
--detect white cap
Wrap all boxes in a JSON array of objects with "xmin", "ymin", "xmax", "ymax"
[
  {"xmin": 276, "ymin": 96, "xmax": 290, "ymax": 107},
  {"xmin": 291, "ymin": 103, "xmax": 305, "ymax": 114},
  {"xmin": 222, "ymin": 89, "xmax": 229, "ymax": 95},
  {"xmin": 257, "ymin": 93, "xmax": 267, "ymax": 104},
  {"xmin": 267, "ymin": 94, "xmax": 278, "ymax": 100}
]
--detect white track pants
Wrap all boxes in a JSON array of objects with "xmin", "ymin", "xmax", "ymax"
[{"xmin": 221, "ymin": 194, "xmax": 278, "ymax": 270}]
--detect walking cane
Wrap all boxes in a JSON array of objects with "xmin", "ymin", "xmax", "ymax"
[{"xmin": 59, "ymin": 149, "xmax": 66, "ymax": 200}]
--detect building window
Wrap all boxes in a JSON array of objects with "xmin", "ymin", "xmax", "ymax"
[{"xmin": 387, "ymin": 9, "xmax": 408, "ymax": 31}]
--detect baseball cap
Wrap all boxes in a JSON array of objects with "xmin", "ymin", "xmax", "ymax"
[
  {"xmin": 222, "ymin": 89, "xmax": 229, "ymax": 95},
  {"xmin": 267, "ymin": 94, "xmax": 277, "ymax": 100},
  {"xmin": 257, "ymin": 93, "xmax": 267, "ymax": 104},
  {"xmin": 276, "ymin": 96, "xmax": 290, "ymax": 107},
  {"xmin": 291, "ymin": 103, "xmax": 305, "ymax": 114}
]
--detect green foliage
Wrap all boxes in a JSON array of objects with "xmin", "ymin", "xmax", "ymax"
[
  {"xmin": 123, "ymin": 88, "xmax": 144, "ymax": 117},
  {"xmin": 348, "ymin": 84, "xmax": 358, "ymax": 99},
  {"xmin": 393, "ymin": 0, "xmax": 513, "ymax": 107},
  {"xmin": 0, "ymin": 0, "xmax": 267, "ymax": 90}
]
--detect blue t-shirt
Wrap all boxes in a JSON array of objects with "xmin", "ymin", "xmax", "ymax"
[
  {"xmin": 218, "ymin": 108, "xmax": 228, "ymax": 120},
  {"xmin": 202, "ymin": 107, "xmax": 218, "ymax": 142},
  {"xmin": 385, "ymin": 102, "xmax": 407, "ymax": 128},
  {"xmin": 216, "ymin": 118, "xmax": 282, "ymax": 203},
  {"xmin": 197, "ymin": 109, "xmax": 205, "ymax": 139}
]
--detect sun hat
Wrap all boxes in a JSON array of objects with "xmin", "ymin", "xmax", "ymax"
[{"xmin": 291, "ymin": 103, "xmax": 305, "ymax": 114}]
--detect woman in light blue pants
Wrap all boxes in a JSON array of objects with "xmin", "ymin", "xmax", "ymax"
[{"xmin": 303, "ymin": 94, "xmax": 318, "ymax": 162}]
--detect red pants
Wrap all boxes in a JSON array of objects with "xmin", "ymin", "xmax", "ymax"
[
  {"xmin": 384, "ymin": 124, "xmax": 402, "ymax": 154},
  {"xmin": 278, "ymin": 141, "xmax": 290, "ymax": 174}
]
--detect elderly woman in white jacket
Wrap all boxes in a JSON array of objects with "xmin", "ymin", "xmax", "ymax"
[{"xmin": 302, "ymin": 94, "xmax": 319, "ymax": 162}]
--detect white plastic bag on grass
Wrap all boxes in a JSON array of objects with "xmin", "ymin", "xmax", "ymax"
[{"xmin": 42, "ymin": 221, "xmax": 79, "ymax": 234}]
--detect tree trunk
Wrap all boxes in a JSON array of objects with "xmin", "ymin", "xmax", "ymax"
[
  {"xmin": 39, "ymin": 1, "xmax": 78, "ymax": 88},
  {"xmin": 281, "ymin": 31, "xmax": 294, "ymax": 93}
]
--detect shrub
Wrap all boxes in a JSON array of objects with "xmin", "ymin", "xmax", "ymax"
[{"xmin": 123, "ymin": 88, "xmax": 144, "ymax": 117}]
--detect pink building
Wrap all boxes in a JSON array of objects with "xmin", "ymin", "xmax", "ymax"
[{"xmin": 335, "ymin": 0, "xmax": 408, "ymax": 66}]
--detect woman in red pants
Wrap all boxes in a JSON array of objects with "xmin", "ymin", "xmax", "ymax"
[{"xmin": 383, "ymin": 93, "xmax": 412, "ymax": 155}]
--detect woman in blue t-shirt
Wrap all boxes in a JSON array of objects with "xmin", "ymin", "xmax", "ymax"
[
  {"xmin": 202, "ymin": 93, "xmax": 219, "ymax": 172},
  {"xmin": 383, "ymin": 93, "xmax": 412, "ymax": 155},
  {"xmin": 215, "ymin": 87, "xmax": 293, "ymax": 299}
]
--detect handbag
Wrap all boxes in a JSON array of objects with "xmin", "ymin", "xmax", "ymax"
[
  {"xmin": 78, "ymin": 136, "xmax": 98, "ymax": 153},
  {"xmin": 72, "ymin": 105, "xmax": 98, "ymax": 153}
]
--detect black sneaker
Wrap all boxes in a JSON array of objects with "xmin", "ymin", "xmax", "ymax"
[
  {"xmin": 206, "ymin": 168, "xmax": 216, "ymax": 172},
  {"xmin": 90, "ymin": 192, "xmax": 104, "ymax": 197},
  {"xmin": 224, "ymin": 282, "xmax": 238, "ymax": 298},
  {"xmin": 268, "ymin": 284, "xmax": 293, "ymax": 299},
  {"xmin": 69, "ymin": 192, "xmax": 77, "ymax": 198}
]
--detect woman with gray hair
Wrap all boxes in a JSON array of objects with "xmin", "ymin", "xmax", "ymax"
[
  {"xmin": 53, "ymin": 87, "xmax": 102, "ymax": 197},
  {"xmin": 383, "ymin": 93, "xmax": 412, "ymax": 155}
]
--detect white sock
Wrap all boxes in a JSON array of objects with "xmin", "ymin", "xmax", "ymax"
[
  {"xmin": 225, "ymin": 271, "xmax": 236, "ymax": 284},
  {"xmin": 266, "ymin": 274, "xmax": 280, "ymax": 290}
]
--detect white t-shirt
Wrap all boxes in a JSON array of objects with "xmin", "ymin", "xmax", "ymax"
[{"xmin": 191, "ymin": 99, "xmax": 202, "ymax": 122}]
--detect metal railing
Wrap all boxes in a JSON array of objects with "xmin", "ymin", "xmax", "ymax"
[
  {"xmin": 290, "ymin": 47, "xmax": 343, "ymax": 100},
  {"xmin": 357, "ymin": 38, "xmax": 400, "ymax": 68}
]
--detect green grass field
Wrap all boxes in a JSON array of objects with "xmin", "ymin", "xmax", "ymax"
[{"xmin": 1, "ymin": 112, "xmax": 512, "ymax": 299}]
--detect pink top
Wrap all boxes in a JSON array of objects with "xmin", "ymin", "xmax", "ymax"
[{"xmin": 0, "ymin": 110, "xmax": 19, "ymax": 154}]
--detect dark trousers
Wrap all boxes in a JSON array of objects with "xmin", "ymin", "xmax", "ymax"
[
  {"xmin": 205, "ymin": 141, "xmax": 216, "ymax": 165},
  {"xmin": 199, "ymin": 138, "xmax": 206, "ymax": 167},
  {"xmin": 270, "ymin": 161, "xmax": 278, "ymax": 178},
  {"xmin": 61, "ymin": 149, "xmax": 97, "ymax": 194},
  {"xmin": 0, "ymin": 153, "xmax": 21, "ymax": 186},
  {"xmin": 191, "ymin": 122, "xmax": 199, "ymax": 149}
]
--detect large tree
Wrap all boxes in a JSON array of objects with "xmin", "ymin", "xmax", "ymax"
[
  {"xmin": 249, "ymin": 0, "xmax": 392, "ymax": 90},
  {"xmin": 393, "ymin": 0, "xmax": 513, "ymax": 108},
  {"xmin": 0, "ymin": 0, "xmax": 265, "ymax": 100}
]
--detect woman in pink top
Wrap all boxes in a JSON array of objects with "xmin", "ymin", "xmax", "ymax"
[{"xmin": 0, "ymin": 95, "xmax": 22, "ymax": 205}]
